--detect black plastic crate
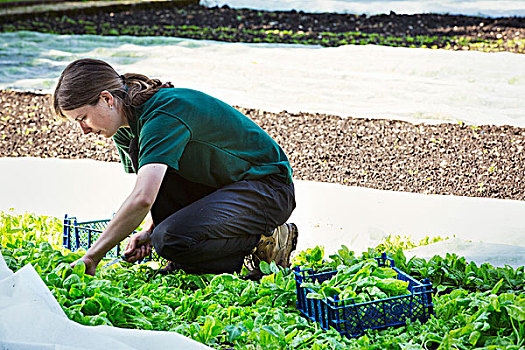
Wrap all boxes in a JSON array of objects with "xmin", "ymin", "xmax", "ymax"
[
  {"xmin": 293, "ymin": 252, "xmax": 434, "ymax": 338},
  {"xmin": 63, "ymin": 214, "xmax": 159, "ymax": 260}
]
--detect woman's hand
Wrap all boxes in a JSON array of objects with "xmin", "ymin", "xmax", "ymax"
[
  {"xmin": 124, "ymin": 230, "xmax": 153, "ymax": 263},
  {"xmin": 71, "ymin": 255, "xmax": 98, "ymax": 276}
]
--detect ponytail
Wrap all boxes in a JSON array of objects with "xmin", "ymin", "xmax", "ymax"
[
  {"xmin": 120, "ymin": 73, "xmax": 173, "ymax": 120},
  {"xmin": 52, "ymin": 58, "xmax": 173, "ymax": 121}
]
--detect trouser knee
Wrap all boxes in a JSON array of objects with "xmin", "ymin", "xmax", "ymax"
[
  {"xmin": 151, "ymin": 221, "xmax": 197, "ymax": 261},
  {"xmin": 150, "ymin": 224, "xmax": 169, "ymax": 258}
]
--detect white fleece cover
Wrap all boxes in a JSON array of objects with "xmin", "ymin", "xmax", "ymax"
[
  {"xmin": 0, "ymin": 252, "xmax": 213, "ymax": 350},
  {"xmin": 1, "ymin": 31, "xmax": 525, "ymax": 127},
  {"xmin": 0, "ymin": 157, "xmax": 523, "ymax": 268},
  {"xmin": 200, "ymin": 0, "xmax": 525, "ymax": 17}
]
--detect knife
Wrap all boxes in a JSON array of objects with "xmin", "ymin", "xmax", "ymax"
[{"xmin": 101, "ymin": 252, "xmax": 132, "ymax": 269}]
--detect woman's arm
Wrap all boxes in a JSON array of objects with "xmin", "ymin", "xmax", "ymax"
[{"xmin": 78, "ymin": 163, "xmax": 168, "ymax": 274}]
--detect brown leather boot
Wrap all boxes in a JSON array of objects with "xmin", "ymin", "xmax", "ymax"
[{"xmin": 255, "ymin": 223, "xmax": 299, "ymax": 269}]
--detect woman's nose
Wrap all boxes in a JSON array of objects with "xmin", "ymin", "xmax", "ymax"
[{"xmin": 79, "ymin": 121, "xmax": 91, "ymax": 135}]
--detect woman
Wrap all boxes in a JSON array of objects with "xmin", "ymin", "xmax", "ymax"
[{"xmin": 53, "ymin": 58, "xmax": 298, "ymax": 279}]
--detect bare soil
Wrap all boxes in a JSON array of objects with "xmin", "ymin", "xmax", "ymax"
[{"xmin": 2, "ymin": 90, "xmax": 524, "ymax": 200}]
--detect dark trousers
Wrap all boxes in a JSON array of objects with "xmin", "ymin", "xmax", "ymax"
[
  {"xmin": 149, "ymin": 169, "xmax": 296, "ymax": 274},
  {"xmin": 129, "ymin": 137, "xmax": 295, "ymax": 273}
]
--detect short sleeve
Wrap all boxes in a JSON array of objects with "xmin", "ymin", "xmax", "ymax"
[
  {"xmin": 137, "ymin": 113, "xmax": 192, "ymax": 171},
  {"xmin": 112, "ymin": 127, "xmax": 135, "ymax": 173}
]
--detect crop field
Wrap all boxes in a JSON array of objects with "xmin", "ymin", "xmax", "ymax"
[
  {"xmin": 0, "ymin": 1, "xmax": 524, "ymax": 349},
  {"xmin": 1, "ymin": 212, "xmax": 524, "ymax": 349}
]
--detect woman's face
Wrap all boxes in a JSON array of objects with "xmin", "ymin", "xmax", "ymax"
[{"xmin": 62, "ymin": 91, "xmax": 127, "ymax": 138}]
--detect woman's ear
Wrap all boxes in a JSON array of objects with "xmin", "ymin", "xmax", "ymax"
[{"xmin": 100, "ymin": 90, "xmax": 114, "ymax": 108}]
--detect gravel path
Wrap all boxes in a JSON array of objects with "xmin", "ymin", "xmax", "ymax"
[{"xmin": 2, "ymin": 90, "xmax": 524, "ymax": 201}]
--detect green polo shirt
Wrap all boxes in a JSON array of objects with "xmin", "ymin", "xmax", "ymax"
[{"xmin": 112, "ymin": 88, "xmax": 293, "ymax": 187}]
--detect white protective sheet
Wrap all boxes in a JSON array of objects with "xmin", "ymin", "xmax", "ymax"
[
  {"xmin": 0, "ymin": 157, "xmax": 523, "ymax": 268},
  {"xmin": 404, "ymin": 239, "xmax": 525, "ymax": 268},
  {"xmin": 2, "ymin": 32, "xmax": 525, "ymax": 127},
  {"xmin": 200, "ymin": 0, "xmax": 525, "ymax": 17},
  {"xmin": 0, "ymin": 252, "xmax": 213, "ymax": 350},
  {"xmin": 290, "ymin": 179, "xmax": 525, "ymax": 268}
]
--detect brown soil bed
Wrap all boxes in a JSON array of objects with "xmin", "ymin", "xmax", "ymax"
[
  {"xmin": 1, "ymin": 3, "xmax": 524, "ymax": 53},
  {"xmin": 108, "ymin": 3, "xmax": 525, "ymax": 43},
  {"xmin": 2, "ymin": 89, "xmax": 524, "ymax": 201}
]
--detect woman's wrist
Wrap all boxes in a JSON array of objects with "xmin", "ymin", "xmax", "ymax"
[
  {"xmin": 141, "ymin": 229, "xmax": 153, "ymax": 243},
  {"xmin": 84, "ymin": 249, "xmax": 104, "ymax": 265}
]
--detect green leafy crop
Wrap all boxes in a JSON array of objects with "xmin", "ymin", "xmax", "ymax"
[
  {"xmin": 302, "ymin": 259, "xmax": 410, "ymax": 302},
  {"xmin": 1, "ymin": 212, "xmax": 523, "ymax": 349}
]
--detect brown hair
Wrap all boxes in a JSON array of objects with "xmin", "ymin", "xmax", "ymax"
[{"xmin": 52, "ymin": 58, "xmax": 173, "ymax": 120}]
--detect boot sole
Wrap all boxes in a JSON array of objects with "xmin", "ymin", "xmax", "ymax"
[
  {"xmin": 281, "ymin": 223, "xmax": 299, "ymax": 268},
  {"xmin": 289, "ymin": 223, "xmax": 298, "ymax": 252}
]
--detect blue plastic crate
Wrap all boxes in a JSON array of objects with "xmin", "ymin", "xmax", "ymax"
[
  {"xmin": 63, "ymin": 214, "xmax": 159, "ymax": 260},
  {"xmin": 293, "ymin": 252, "xmax": 434, "ymax": 338}
]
